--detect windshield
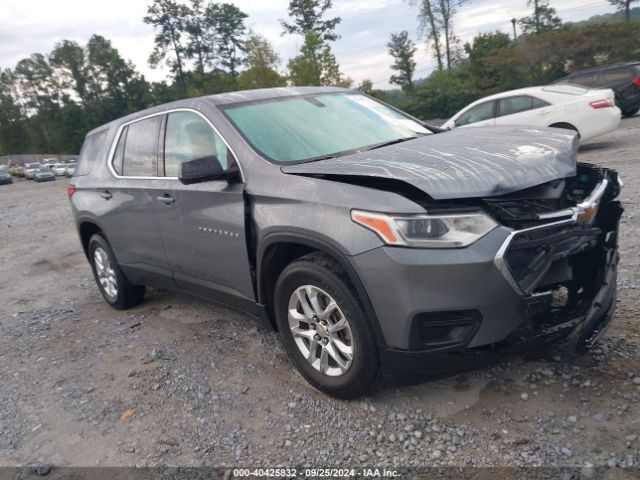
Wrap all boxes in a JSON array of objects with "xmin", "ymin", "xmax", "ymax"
[{"xmin": 223, "ymin": 93, "xmax": 429, "ymax": 164}]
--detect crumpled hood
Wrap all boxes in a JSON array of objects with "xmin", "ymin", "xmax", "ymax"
[{"xmin": 281, "ymin": 126, "xmax": 578, "ymax": 199}]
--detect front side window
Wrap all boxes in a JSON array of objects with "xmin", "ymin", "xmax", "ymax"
[
  {"xmin": 118, "ymin": 116, "xmax": 162, "ymax": 177},
  {"xmin": 455, "ymin": 101, "xmax": 495, "ymax": 127},
  {"xmin": 222, "ymin": 93, "xmax": 429, "ymax": 164},
  {"xmin": 164, "ymin": 111, "xmax": 232, "ymax": 177}
]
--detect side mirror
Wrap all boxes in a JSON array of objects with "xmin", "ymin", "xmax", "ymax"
[{"xmin": 178, "ymin": 156, "xmax": 238, "ymax": 185}]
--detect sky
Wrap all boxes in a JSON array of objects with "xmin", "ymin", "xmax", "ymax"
[{"xmin": 0, "ymin": 0, "xmax": 615, "ymax": 89}]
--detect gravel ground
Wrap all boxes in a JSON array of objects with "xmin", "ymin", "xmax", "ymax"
[{"xmin": 0, "ymin": 117, "xmax": 639, "ymax": 473}]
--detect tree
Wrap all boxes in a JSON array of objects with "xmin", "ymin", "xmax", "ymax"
[
  {"xmin": 288, "ymin": 31, "xmax": 348, "ymax": 86},
  {"xmin": 357, "ymin": 79, "xmax": 373, "ymax": 94},
  {"xmin": 608, "ymin": 0, "xmax": 638, "ymax": 21},
  {"xmin": 414, "ymin": 0, "xmax": 443, "ymax": 71},
  {"xmin": 0, "ymin": 69, "xmax": 31, "ymax": 155},
  {"xmin": 388, "ymin": 31, "xmax": 417, "ymax": 91},
  {"xmin": 184, "ymin": 0, "xmax": 211, "ymax": 74},
  {"xmin": 463, "ymin": 32, "xmax": 522, "ymax": 92},
  {"xmin": 237, "ymin": 34, "xmax": 286, "ymax": 89},
  {"xmin": 207, "ymin": 3, "xmax": 248, "ymax": 76},
  {"xmin": 519, "ymin": 0, "xmax": 562, "ymax": 34},
  {"xmin": 437, "ymin": 0, "xmax": 468, "ymax": 69},
  {"xmin": 144, "ymin": 0, "xmax": 190, "ymax": 95},
  {"xmin": 280, "ymin": 0, "xmax": 341, "ymax": 41},
  {"xmin": 50, "ymin": 40, "xmax": 89, "ymax": 105}
]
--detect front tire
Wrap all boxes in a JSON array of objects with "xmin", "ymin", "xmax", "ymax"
[
  {"xmin": 88, "ymin": 234, "xmax": 145, "ymax": 310},
  {"xmin": 274, "ymin": 253, "xmax": 379, "ymax": 399}
]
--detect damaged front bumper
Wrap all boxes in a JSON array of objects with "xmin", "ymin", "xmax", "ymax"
[{"xmin": 359, "ymin": 165, "xmax": 623, "ymax": 376}]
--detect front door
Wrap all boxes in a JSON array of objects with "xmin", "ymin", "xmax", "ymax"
[{"xmin": 154, "ymin": 110, "xmax": 256, "ymax": 311}]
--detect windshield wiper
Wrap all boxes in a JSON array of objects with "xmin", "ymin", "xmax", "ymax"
[{"xmin": 362, "ymin": 136, "xmax": 419, "ymax": 152}]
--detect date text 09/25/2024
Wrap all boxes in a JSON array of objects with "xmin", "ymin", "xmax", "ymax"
[{"xmin": 232, "ymin": 468, "xmax": 401, "ymax": 478}]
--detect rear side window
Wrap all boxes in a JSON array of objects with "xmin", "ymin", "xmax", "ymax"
[
  {"xmin": 570, "ymin": 73, "xmax": 598, "ymax": 87},
  {"xmin": 498, "ymin": 95, "xmax": 549, "ymax": 117},
  {"xmin": 75, "ymin": 130, "xmax": 107, "ymax": 177},
  {"xmin": 118, "ymin": 116, "xmax": 162, "ymax": 177},
  {"xmin": 164, "ymin": 111, "xmax": 233, "ymax": 177},
  {"xmin": 455, "ymin": 101, "xmax": 495, "ymax": 127},
  {"xmin": 603, "ymin": 68, "xmax": 633, "ymax": 83}
]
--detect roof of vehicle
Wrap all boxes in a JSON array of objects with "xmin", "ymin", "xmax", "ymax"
[
  {"xmin": 562, "ymin": 62, "xmax": 640, "ymax": 76},
  {"xmin": 86, "ymin": 86, "xmax": 348, "ymax": 137}
]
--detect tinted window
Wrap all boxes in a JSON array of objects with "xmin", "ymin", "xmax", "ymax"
[
  {"xmin": 498, "ymin": 95, "xmax": 549, "ymax": 117},
  {"xmin": 603, "ymin": 68, "xmax": 633, "ymax": 83},
  {"xmin": 112, "ymin": 126, "xmax": 127, "ymax": 175},
  {"xmin": 570, "ymin": 73, "xmax": 598, "ymax": 87},
  {"xmin": 122, "ymin": 116, "xmax": 161, "ymax": 177},
  {"xmin": 455, "ymin": 101, "xmax": 495, "ymax": 127},
  {"xmin": 76, "ymin": 130, "xmax": 107, "ymax": 176},
  {"xmin": 164, "ymin": 111, "xmax": 232, "ymax": 177}
]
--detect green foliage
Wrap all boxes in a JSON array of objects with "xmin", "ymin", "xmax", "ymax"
[
  {"xmin": 207, "ymin": 3, "xmax": 248, "ymax": 76},
  {"xmin": 518, "ymin": 0, "xmax": 562, "ymax": 34},
  {"xmin": 280, "ymin": 0, "xmax": 341, "ymax": 41},
  {"xmin": 288, "ymin": 31, "xmax": 348, "ymax": 87},
  {"xmin": 388, "ymin": 31, "xmax": 417, "ymax": 91},
  {"xmin": 398, "ymin": 21, "xmax": 640, "ymax": 121},
  {"xmin": 608, "ymin": 0, "xmax": 639, "ymax": 21},
  {"xmin": 237, "ymin": 34, "xmax": 286, "ymax": 89},
  {"xmin": 144, "ymin": 0, "xmax": 190, "ymax": 93}
]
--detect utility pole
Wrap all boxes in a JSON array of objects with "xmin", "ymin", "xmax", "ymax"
[{"xmin": 511, "ymin": 18, "xmax": 517, "ymax": 40}]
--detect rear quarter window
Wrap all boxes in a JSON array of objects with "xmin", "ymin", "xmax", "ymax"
[{"xmin": 74, "ymin": 130, "xmax": 108, "ymax": 177}]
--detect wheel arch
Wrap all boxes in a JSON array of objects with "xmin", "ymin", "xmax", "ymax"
[
  {"xmin": 78, "ymin": 219, "xmax": 108, "ymax": 260},
  {"xmin": 257, "ymin": 233, "xmax": 386, "ymax": 346},
  {"xmin": 548, "ymin": 122, "xmax": 581, "ymax": 138}
]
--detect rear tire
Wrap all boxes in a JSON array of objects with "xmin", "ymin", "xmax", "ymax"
[
  {"xmin": 622, "ymin": 108, "xmax": 639, "ymax": 118},
  {"xmin": 274, "ymin": 253, "xmax": 379, "ymax": 399},
  {"xmin": 88, "ymin": 234, "xmax": 145, "ymax": 310}
]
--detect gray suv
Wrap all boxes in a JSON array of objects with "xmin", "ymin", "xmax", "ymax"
[{"xmin": 69, "ymin": 87, "xmax": 623, "ymax": 398}]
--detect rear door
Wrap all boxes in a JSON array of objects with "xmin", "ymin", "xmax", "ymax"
[
  {"xmin": 494, "ymin": 95, "xmax": 552, "ymax": 127},
  {"xmin": 154, "ymin": 110, "xmax": 256, "ymax": 311},
  {"xmin": 98, "ymin": 114, "xmax": 174, "ymax": 287},
  {"xmin": 453, "ymin": 100, "xmax": 496, "ymax": 128}
]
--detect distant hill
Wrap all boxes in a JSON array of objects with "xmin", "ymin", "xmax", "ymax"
[{"xmin": 569, "ymin": 7, "xmax": 640, "ymax": 26}]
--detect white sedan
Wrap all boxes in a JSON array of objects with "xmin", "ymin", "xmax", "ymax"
[
  {"xmin": 52, "ymin": 163, "xmax": 68, "ymax": 176},
  {"xmin": 442, "ymin": 85, "xmax": 620, "ymax": 141}
]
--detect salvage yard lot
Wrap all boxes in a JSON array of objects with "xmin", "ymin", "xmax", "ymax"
[{"xmin": 1, "ymin": 117, "xmax": 639, "ymax": 469}]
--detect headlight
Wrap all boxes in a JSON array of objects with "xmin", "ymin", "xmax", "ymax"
[{"xmin": 351, "ymin": 210, "xmax": 498, "ymax": 248}]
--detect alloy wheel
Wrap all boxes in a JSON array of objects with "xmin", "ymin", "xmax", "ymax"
[
  {"xmin": 287, "ymin": 285, "xmax": 354, "ymax": 377},
  {"xmin": 94, "ymin": 247, "xmax": 118, "ymax": 299}
]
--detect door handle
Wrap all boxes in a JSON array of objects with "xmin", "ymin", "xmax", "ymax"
[
  {"xmin": 98, "ymin": 190, "xmax": 112, "ymax": 200},
  {"xmin": 157, "ymin": 194, "xmax": 175, "ymax": 205}
]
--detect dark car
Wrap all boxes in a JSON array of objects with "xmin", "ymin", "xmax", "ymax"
[
  {"xmin": 0, "ymin": 167, "xmax": 12, "ymax": 185},
  {"xmin": 554, "ymin": 62, "xmax": 640, "ymax": 117},
  {"xmin": 68, "ymin": 87, "xmax": 623, "ymax": 398}
]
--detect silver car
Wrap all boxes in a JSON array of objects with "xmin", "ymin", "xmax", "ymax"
[
  {"xmin": 24, "ymin": 163, "xmax": 41, "ymax": 180},
  {"xmin": 34, "ymin": 167, "xmax": 55, "ymax": 182},
  {"xmin": 68, "ymin": 87, "xmax": 623, "ymax": 398}
]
